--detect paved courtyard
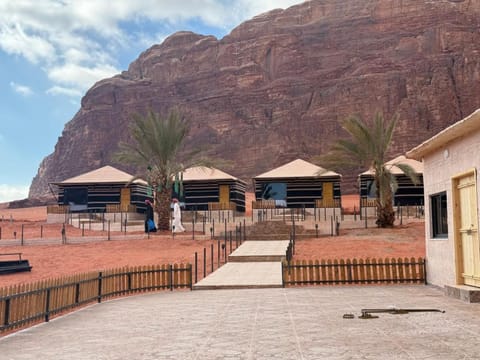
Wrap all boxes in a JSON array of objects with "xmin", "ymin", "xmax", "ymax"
[{"xmin": 1, "ymin": 285, "xmax": 479, "ymax": 359}]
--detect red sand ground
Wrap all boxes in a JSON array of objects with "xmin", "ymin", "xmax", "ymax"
[{"xmin": 0, "ymin": 195, "xmax": 425, "ymax": 288}]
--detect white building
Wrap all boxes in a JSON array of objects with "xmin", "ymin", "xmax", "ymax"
[{"xmin": 407, "ymin": 109, "xmax": 480, "ymax": 301}]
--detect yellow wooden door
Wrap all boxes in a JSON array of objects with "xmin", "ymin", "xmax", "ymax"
[
  {"xmin": 120, "ymin": 188, "xmax": 131, "ymax": 212},
  {"xmin": 455, "ymin": 171, "xmax": 480, "ymax": 286},
  {"xmin": 323, "ymin": 182, "xmax": 333, "ymax": 206},
  {"xmin": 219, "ymin": 185, "xmax": 230, "ymax": 208}
]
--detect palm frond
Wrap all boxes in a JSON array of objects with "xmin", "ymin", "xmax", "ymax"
[{"xmin": 392, "ymin": 163, "xmax": 420, "ymax": 185}]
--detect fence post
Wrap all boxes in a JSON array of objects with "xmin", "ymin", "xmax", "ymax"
[
  {"xmin": 211, "ymin": 244, "xmax": 214, "ymax": 273},
  {"xmin": 169, "ymin": 265, "xmax": 173, "ymax": 291},
  {"xmin": 40, "ymin": 225, "xmax": 43, "ymax": 238},
  {"xmin": 45, "ymin": 288, "xmax": 51, "ymax": 322},
  {"xmin": 364, "ymin": 206, "xmax": 368, "ymax": 228},
  {"xmin": 127, "ymin": 273, "xmax": 132, "ymax": 292},
  {"xmin": 243, "ymin": 219, "xmax": 246, "ymax": 241},
  {"xmin": 61, "ymin": 224, "xmax": 66, "ymax": 244},
  {"xmin": 315, "ymin": 223, "xmax": 318, "ymax": 238},
  {"xmin": 194, "ymin": 252, "xmax": 198, "ymax": 283},
  {"xmin": 192, "ymin": 217, "xmax": 195, "ymax": 240},
  {"xmin": 97, "ymin": 272, "xmax": 103, "ymax": 303},
  {"xmin": 189, "ymin": 264, "xmax": 193, "ymax": 290},
  {"xmin": 224, "ymin": 236, "xmax": 227, "ymax": 263},
  {"xmin": 75, "ymin": 283, "xmax": 80, "ymax": 304},
  {"xmin": 224, "ymin": 219, "xmax": 227, "ymax": 243},
  {"xmin": 203, "ymin": 248, "xmax": 207, "ymax": 278},
  {"xmin": 423, "ymin": 258, "xmax": 427, "ymax": 285},
  {"xmin": 292, "ymin": 213, "xmax": 296, "ymax": 240},
  {"xmin": 4, "ymin": 298, "xmax": 10, "ymax": 327}
]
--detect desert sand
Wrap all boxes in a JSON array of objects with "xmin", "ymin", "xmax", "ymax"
[{"xmin": 0, "ymin": 194, "xmax": 425, "ymax": 287}]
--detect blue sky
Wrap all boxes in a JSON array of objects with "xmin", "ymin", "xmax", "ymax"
[{"xmin": 0, "ymin": 0, "xmax": 304, "ymax": 202}]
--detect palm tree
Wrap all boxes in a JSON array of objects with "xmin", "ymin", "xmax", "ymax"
[
  {"xmin": 320, "ymin": 112, "xmax": 419, "ymax": 228},
  {"xmin": 114, "ymin": 109, "xmax": 201, "ymax": 230}
]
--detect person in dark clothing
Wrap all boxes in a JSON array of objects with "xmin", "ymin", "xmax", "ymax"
[{"xmin": 144, "ymin": 199, "xmax": 156, "ymax": 233}]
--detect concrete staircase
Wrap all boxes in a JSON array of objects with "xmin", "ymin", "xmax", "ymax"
[
  {"xmin": 193, "ymin": 223, "xmax": 291, "ymax": 290},
  {"xmin": 244, "ymin": 220, "xmax": 315, "ymax": 241}
]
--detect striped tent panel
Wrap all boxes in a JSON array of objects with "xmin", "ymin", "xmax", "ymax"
[
  {"xmin": 359, "ymin": 174, "xmax": 424, "ymax": 206},
  {"xmin": 254, "ymin": 177, "xmax": 341, "ymax": 208},
  {"xmin": 183, "ymin": 180, "xmax": 246, "ymax": 212},
  {"xmin": 57, "ymin": 183, "xmax": 150, "ymax": 213}
]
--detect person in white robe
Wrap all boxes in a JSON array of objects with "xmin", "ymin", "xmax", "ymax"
[{"xmin": 172, "ymin": 198, "xmax": 185, "ymax": 233}]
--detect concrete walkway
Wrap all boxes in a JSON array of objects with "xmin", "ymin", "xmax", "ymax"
[
  {"xmin": 193, "ymin": 240, "xmax": 290, "ymax": 290},
  {"xmin": 1, "ymin": 286, "xmax": 478, "ymax": 359}
]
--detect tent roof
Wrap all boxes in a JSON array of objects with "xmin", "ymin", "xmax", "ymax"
[
  {"xmin": 360, "ymin": 155, "xmax": 423, "ymax": 176},
  {"xmin": 55, "ymin": 166, "xmax": 147, "ymax": 185},
  {"xmin": 407, "ymin": 109, "xmax": 480, "ymax": 159},
  {"xmin": 254, "ymin": 159, "xmax": 340, "ymax": 179},
  {"xmin": 182, "ymin": 166, "xmax": 245, "ymax": 183}
]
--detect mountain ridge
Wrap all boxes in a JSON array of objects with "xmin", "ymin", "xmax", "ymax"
[{"xmin": 30, "ymin": 0, "xmax": 480, "ymax": 198}]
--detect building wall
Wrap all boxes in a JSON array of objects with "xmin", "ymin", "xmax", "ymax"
[{"xmin": 422, "ymin": 129, "xmax": 480, "ymax": 287}]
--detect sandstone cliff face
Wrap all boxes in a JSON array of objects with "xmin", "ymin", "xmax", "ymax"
[{"xmin": 30, "ymin": 0, "xmax": 480, "ymax": 197}]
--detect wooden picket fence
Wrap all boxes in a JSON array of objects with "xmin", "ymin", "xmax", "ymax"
[
  {"xmin": 282, "ymin": 257, "xmax": 426, "ymax": 286},
  {"xmin": 0, "ymin": 264, "xmax": 191, "ymax": 334}
]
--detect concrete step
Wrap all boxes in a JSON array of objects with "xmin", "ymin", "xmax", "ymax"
[
  {"xmin": 445, "ymin": 285, "xmax": 480, "ymax": 303},
  {"xmin": 227, "ymin": 241, "xmax": 290, "ymax": 263},
  {"xmin": 193, "ymin": 262, "xmax": 283, "ymax": 290},
  {"xmin": 228, "ymin": 255, "xmax": 286, "ymax": 262}
]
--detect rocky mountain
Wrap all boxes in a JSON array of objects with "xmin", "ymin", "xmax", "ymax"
[{"xmin": 30, "ymin": 0, "xmax": 480, "ymax": 198}]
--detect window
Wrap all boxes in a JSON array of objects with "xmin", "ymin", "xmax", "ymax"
[
  {"xmin": 431, "ymin": 192, "xmax": 448, "ymax": 238},
  {"xmin": 261, "ymin": 183, "xmax": 286, "ymax": 201},
  {"xmin": 366, "ymin": 180, "xmax": 377, "ymax": 198},
  {"xmin": 64, "ymin": 187, "xmax": 88, "ymax": 205}
]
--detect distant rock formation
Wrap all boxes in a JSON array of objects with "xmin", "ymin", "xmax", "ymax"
[{"xmin": 30, "ymin": 0, "xmax": 480, "ymax": 198}]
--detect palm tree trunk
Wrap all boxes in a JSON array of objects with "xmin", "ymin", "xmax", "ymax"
[
  {"xmin": 375, "ymin": 172, "xmax": 395, "ymax": 228},
  {"xmin": 155, "ymin": 188, "xmax": 171, "ymax": 231},
  {"xmin": 376, "ymin": 204, "xmax": 395, "ymax": 227}
]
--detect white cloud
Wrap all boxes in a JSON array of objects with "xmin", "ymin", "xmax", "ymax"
[
  {"xmin": 10, "ymin": 81, "xmax": 34, "ymax": 96},
  {"xmin": 0, "ymin": 23, "xmax": 56, "ymax": 64},
  {"xmin": 47, "ymin": 63, "xmax": 119, "ymax": 93},
  {"xmin": 46, "ymin": 85, "xmax": 82, "ymax": 98},
  {"xmin": 0, "ymin": 184, "xmax": 29, "ymax": 203}
]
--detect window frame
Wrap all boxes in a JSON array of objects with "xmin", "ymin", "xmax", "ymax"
[{"xmin": 430, "ymin": 191, "xmax": 448, "ymax": 239}]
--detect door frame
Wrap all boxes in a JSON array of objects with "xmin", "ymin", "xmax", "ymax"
[
  {"xmin": 219, "ymin": 184, "xmax": 230, "ymax": 206},
  {"xmin": 120, "ymin": 187, "xmax": 131, "ymax": 212},
  {"xmin": 452, "ymin": 168, "xmax": 478, "ymax": 285}
]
